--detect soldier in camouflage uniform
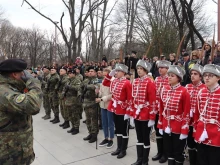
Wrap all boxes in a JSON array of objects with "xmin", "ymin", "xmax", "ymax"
[
  {"xmin": 46, "ymin": 66, "xmax": 60, "ymax": 124},
  {"xmin": 0, "ymin": 59, "xmax": 42, "ymax": 165},
  {"xmin": 75, "ymin": 66, "xmax": 83, "ymax": 81},
  {"xmin": 41, "ymin": 66, "xmax": 51, "ymax": 120},
  {"xmin": 63, "ymin": 69, "xmax": 81, "ymax": 135},
  {"xmin": 80, "ymin": 66, "xmax": 100, "ymax": 143},
  {"xmin": 58, "ymin": 66, "xmax": 70, "ymax": 129}
]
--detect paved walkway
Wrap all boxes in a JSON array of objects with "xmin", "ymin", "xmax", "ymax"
[{"xmin": 31, "ymin": 108, "xmax": 189, "ymax": 165}]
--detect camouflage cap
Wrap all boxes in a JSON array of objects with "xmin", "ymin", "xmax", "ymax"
[
  {"xmin": 167, "ymin": 65, "xmax": 186, "ymax": 80},
  {"xmin": 0, "ymin": 58, "xmax": 27, "ymax": 72},
  {"xmin": 203, "ymin": 64, "xmax": 220, "ymax": 77}
]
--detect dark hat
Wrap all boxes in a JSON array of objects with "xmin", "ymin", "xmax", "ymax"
[
  {"xmin": 50, "ymin": 66, "xmax": 57, "ymax": 70},
  {"xmin": 87, "ymin": 66, "xmax": 98, "ymax": 72},
  {"xmin": 68, "ymin": 69, "xmax": 76, "ymax": 74},
  {"xmin": 42, "ymin": 66, "xmax": 50, "ymax": 70},
  {"xmin": 132, "ymin": 51, "xmax": 137, "ymax": 54},
  {"xmin": 182, "ymin": 52, "xmax": 189, "ymax": 57},
  {"xmin": 75, "ymin": 66, "xmax": 81, "ymax": 70},
  {"xmin": 0, "ymin": 58, "xmax": 27, "ymax": 72},
  {"xmin": 60, "ymin": 66, "xmax": 68, "ymax": 72},
  {"xmin": 97, "ymin": 67, "xmax": 103, "ymax": 71}
]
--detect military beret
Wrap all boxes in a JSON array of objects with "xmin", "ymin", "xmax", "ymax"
[
  {"xmin": 50, "ymin": 66, "xmax": 57, "ymax": 70},
  {"xmin": 42, "ymin": 66, "xmax": 50, "ymax": 70},
  {"xmin": 68, "ymin": 69, "xmax": 76, "ymax": 74},
  {"xmin": 87, "ymin": 66, "xmax": 98, "ymax": 72},
  {"xmin": 0, "ymin": 59, "xmax": 27, "ymax": 72},
  {"xmin": 75, "ymin": 66, "xmax": 81, "ymax": 70},
  {"xmin": 60, "ymin": 66, "xmax": 68, "ymax": 72}
]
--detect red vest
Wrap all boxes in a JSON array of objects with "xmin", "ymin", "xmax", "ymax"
[
  {"xmin": 194, "ymin": 85, "xmax": 220, "ymax": 147},
  {"xmin": 185, "ymin": 82, "xmax": 206, "ymax": 125},
  {"xmin": 108, "ymin": 77, "xmax": 132, "ymax": 115},
  {"xmin": 155, "ymin": 75, "xmax": 169, "ymax": 113},
  {"xmin": 157, "ymin": 83, "xmax": 190, "ymax": 135},
  {"xmin": 131, "ymin": 76, "xmax": 156, "ymax": 121}
]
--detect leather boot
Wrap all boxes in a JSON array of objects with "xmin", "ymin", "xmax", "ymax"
[
  {"xmin": 175, "ymin": 161, "xmax": 183, "ymax": 165},
  {"xmin": 63, "ymin": 121, "xmax": 70, "ymax": 129},
  {"xmin": 44, "ymin": 115, "xmax": 51, "ymax": 120},
  {"xmin": 72, "ymin": 128, "xmax": 79, "ymax": 135},
  {"xmin": 142, "ymin": 147, "xmax": 150, "ymax": 165},
  {"xmin": 52, "ymin": 116, "xmax": 60, "ymax": 124},
  {"xmin": 42, "ymin": 115, "xmax": 47, "ymax": 119},
  {"xmin": 152, "ymin": 138, "xmax": 163, "ymax": 161},
  {"xmin": 67, "ymin": 128, "xmax": 75, "ymax": 133},
  {"xmin": 111, "ymin": 136, "xmax": 122, "ymax": 156},
  {"xmin": 89, "ymin": 133, "xmax": 97, "ymax": 143},
  {"xmin": 131, "ymin": 145, "xmax": 143, "ymax": 165},
  {"xmin": 188, "ymin": 149, "xmax": 197, "ymax": 165},
  {"xmin": 168, "ymin": 159, "xmax": 175, "ymax": 165},
  {"xmin": 83, "ymin": 134, "xmax": 92, "ymax": 141},
  {"xmin": 159, "ymin": 154, "xmax": 168, "ymax": 163},
  {"xmin": 50, "ymin": 117, "xmax": 56, "ymax": 122},
  {"xmin": 59, "ymin": 121, "xmax": 66, "ymax": 127},
  {"xmin": 117, "ymin": 137, "xmax": 128, "ymax": 159}
]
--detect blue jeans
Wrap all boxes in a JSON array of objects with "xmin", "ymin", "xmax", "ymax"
[{"xmin": 101, "ymin": 108, "xmax": 114, "ymax": 139}]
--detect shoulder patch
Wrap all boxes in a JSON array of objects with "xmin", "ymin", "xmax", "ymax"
[{"xmin": 15, "ymin": 94, "xmax": 26, "ymax": 104}]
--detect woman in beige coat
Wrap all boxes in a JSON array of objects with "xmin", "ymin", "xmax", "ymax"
[{"xmin": 96, "ymin": 68, "xmax": 115, "ymax": 148}]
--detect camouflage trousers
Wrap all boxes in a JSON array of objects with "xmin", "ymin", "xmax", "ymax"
[
  {"xmin": 84, "ymin": 104, "xmax": 99, "ymax": 134},
  {"xmin": 43, "ymin": 94, "xmax": 51, "ymax": 116},
  {"xmin": 48, "ymin": 95, "xmax": 59, "ymax": 116},
  {"xmin": 66, "ymin": 104, "xmax": 81, "ymax": 129},
  {"xmin": 59, "ymin": 99, "xmax": 68, "ymax": 121}
]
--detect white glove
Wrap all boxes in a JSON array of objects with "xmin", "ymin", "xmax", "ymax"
[
  {"xmin": 124, "ymin": 114, "xmax": 130, "ymax": 120},
  {"xmin": 148, "ymin": 120, "xmax": 155, "ymax": 127},
  {"xmin": 109, "ymin": 69, "xmax": 116, "ymax": 76},
  {"xmin": 159, "ymin": 129, "xmax": 163, "ymax": 135},
  {"xmin": 179, "ymin": 134, "xmax": 188, "ymax": 140},
  {"xmin": 130, "ymin": 117, "xmax": 135, "ymax": 127}
]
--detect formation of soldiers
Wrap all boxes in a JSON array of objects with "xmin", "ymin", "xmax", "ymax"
[{"xmin": 33, "ymin": 40, "xmax": 220, "ymax": 165}]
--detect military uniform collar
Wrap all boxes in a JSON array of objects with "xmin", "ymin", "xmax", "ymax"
[
  {"xmin": 171, "ymin": 83, "xmax": 181, "ymax": 90},
  {"xmin": 207, "ymin": 84, "xmax": 220, "ymax": 93}
]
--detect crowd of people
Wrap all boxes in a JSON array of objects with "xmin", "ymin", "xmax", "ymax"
[{"xmin": 1, "ymin": 40, "xmax": 220, "ymax": 165}]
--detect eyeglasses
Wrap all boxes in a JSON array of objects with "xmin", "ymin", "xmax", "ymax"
[{"xmin": 203, "ymin": 73, "xmax": 216, "ymax": 78}]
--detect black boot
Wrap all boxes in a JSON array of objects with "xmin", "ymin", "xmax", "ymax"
[
  {"xmin": 111, "ymin": 136, "xmax": 122, "ymax": 156},
  {"xmin": 117, "ymin": 138, "xmax": 128, "ymax": 159},
  {"xmin": 131, "ymin": 145, "xmax": 143, "ymax": 165},
  {"xmin": 159, "ymin": 154, "xmax": 168, "ymax": 163},
  {"xmin": 83, "ymin": 134, "xmax": 92, "ymax": 141},
  {"xmin": 188, "ymin": 149, "xmax": 197, "ymax": 165},
  {"xmin": 50, "ymin": 117, "xmax": 56, "ymax": 122},
  {"xmin": 52, "ymin": 116, "xmax": 60, "ymax": 124},
  {"xmin": 63, "ymin": 121, "xmax": 70, "ymax": 129},
  {"xmin": 175, "ymin": 161, "xmax": 183, "ymax": 165},
  {"xmin": 59, "ymin": 121, "xmax": 66, "ymax": 127},
  {"xmin": 142, "ymin": 147, "xmax": 150, "ymax": 165},
  {"xmin": 89, "ymin": 133, "xmax": 97, "ymax": 143},
  {"xmin": 152, "ymin": 138, "xmax": 163, "ymax": 161},
  {"xmin": 67, "ymin": 128, "xmax": 75, "ymax": 133},
  {"xmin": 72, "ymin": 128, "xmax": 79, "ymax": 135},
  {"xmin": 168, "ymin": 159, "xmax": 175, "ymax": 165}
]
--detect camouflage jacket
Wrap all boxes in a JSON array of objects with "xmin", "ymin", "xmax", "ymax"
[
  {"xmin": 76, "ymin": 73, "xmax": 83, "ymax": 82},
  {"xmin": 0, "ymin": 74, "xmax": 42, "ymax": 165},
  {"xmin": 62, "ymin": 77, "xmax": 81, "ymax": 106},
  {"xmin": 81, "ymin": 76, "xmax": 99, "ymax": 108},
  {"xmin": 46, "ymin": 73, "xmax": 60, "ymax": 97},
  {"xmin": 41, "ymin": 72, "xmax": 50, "ymax": 93},
  {"xmin": 57, "ymin": 74, "xmax": 69, "ymax": 98}
]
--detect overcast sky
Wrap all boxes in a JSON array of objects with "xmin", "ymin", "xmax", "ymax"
[{"xmin": 0, "ymin": 0, "xmax": 218, "ymax": 35}]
